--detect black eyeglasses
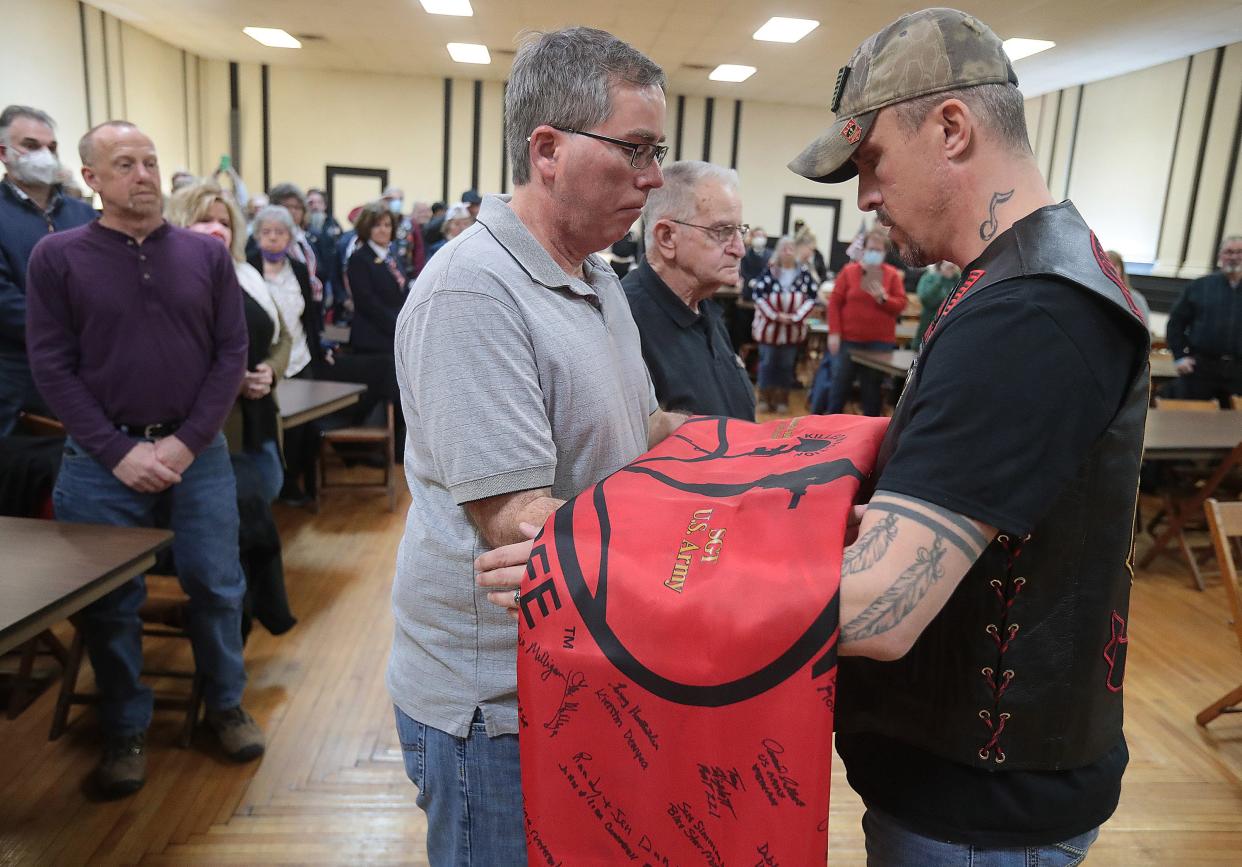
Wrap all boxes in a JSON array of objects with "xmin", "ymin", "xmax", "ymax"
[
  {"xmin": 669, "ymin": 220, "xmax": 751, "ymax": 246},
  {"xmin": 550, "ymin": 126, "xmax": 668, "ymax": 170}
]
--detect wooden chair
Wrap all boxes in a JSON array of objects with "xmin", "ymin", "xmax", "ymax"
[
  {"xmin": 16, "ymin": 411, "xmax": 66, "ymax": 436},
  {"xmin": 2, "ymin": 412, "xmax": 69, "ymax": 715},
  {"xmin": 50, "ymin": 575, "xmax": 204, "ymax": 747},
  {"xmin": 316, "ymin": 401, "xmax": 396, "ymax": 512},
  {"xmin": 1199, "ymin": 499, "xmax": 1242, "ymax": 725},
  {"xmin": 1230, "ymin": 395, "xmax": 1242, "ymax": 411}
]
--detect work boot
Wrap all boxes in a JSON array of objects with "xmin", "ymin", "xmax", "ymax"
[
  {"xmin": 94, "ymin": 732, "xmax": 146, "ymax": 799},
  {"xmin": 204, "ymin": 706, "xmax": 265, "ymax": 762}
]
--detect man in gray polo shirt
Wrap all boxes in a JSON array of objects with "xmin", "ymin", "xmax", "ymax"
[{"xmin": 388, "ymin": 27, "xmax": 685, "ymax": 864}]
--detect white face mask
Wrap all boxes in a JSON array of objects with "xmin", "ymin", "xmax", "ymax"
[
  {"xmin": 10, "ymin": 147, "xmax": 60, "ymax": 186},
  {"xmin": 388, "ymin": 198, "xmax": 404, "ymax": 214},
  {"xmin": 750, "ymin": 236, "xmax": 767, "ymax": 253},
  {"xmin": 862, "ymin": 249, "xmax": 885, "ymax": 267}
]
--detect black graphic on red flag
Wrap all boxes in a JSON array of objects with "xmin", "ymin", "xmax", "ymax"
[{"xmin": 519, "ymin": 414, "xmax": 888, "ymax": 864}]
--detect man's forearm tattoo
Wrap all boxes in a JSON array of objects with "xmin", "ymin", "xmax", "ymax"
[
  {"xmin": 842, "ymin": 536, "xmax": 947, "ymax": 643},
  {"xmin": 979, "ymin": 189, "xmax": 1014, "ymax": 241},
  {"xmin": 842, "ymin": 512, "xmax": 898, "ymax": 575}
]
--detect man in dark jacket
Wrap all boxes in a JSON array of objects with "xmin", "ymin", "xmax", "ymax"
[
  {"xmin": 788, "ymin": 8, "xmax": 1148, "ymax": 861},
  {"xmin": 1166, "ymin": 235, "xmax": 1242, "ymax": 404},
  {"xmin": 622, "ymin": 160, "xmax": 755, "ymax": 420},
  {"xmin": 0, "ymin": 105, "xmax": 96, "ymax": 435}
]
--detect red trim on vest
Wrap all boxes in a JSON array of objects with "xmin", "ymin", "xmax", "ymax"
[
  {"xmin": 1103, "ymin": 610, "xmax": 1128, "ymax": 693},
  {"xmin": 1090, "ymin": 232, "xmax": 1143, "ymax": 321},
  {"xmin": 923, "ymin": 268, "xmax": 985, "ymax": 346}
]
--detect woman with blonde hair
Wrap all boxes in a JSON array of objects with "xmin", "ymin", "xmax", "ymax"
[
  {"xmin": 1105, "ymin": 250, "xmax": 1151, "ymax": 327},
  {"xmin": 166, "ymin": 183, "xmax": 291, "ymax": 501}
]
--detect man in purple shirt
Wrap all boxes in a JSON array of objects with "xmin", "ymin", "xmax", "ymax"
[{"xmin": 25, "ymin": 121, "xmax": 263, "ymax": 799}]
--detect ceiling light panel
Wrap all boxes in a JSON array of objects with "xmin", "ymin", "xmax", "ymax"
[
  {"xmin": 243, "ymin": 27, "xmax": 302, "ymax": 49},
  {"xmin": 420, "ymin": 0, "xmax": 473, "ymax": 15},
  {"xmin": 753, "ymin": 17, "xmax": 820, "ymax": 43},
  {"xmin": 709, "ymin": 64, "xmax": 757, "ymax": 83},
  {"xmin": 1003, "ymin": 38, "xmax": 1056, "ymax": 62},
  {"xmin": 447, "ymin": 42, "xmax": 491, "ymax": 64}
]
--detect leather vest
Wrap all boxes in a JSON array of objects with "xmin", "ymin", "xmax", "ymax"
[{"xmin": 838, "ymin": 202, "xmax": 1151, "ymax": 771}]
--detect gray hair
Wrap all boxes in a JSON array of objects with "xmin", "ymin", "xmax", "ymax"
[
  {"xmin": 78, "ymin": 120, "xmax": 138, "ymax": 166},
  {"xmin": 1222, "ymin": 235, "xmax": 1242, "ymax": 252},
  {"xmin": 0, "ymin": 105, "xmax": 55, "ymax": 147},
  {"xmin": 253, "ymin": 204, "xmax": 296, "ymax": 237},
  {"xmin": 891, "ymin": 83, "xmax": 1031, "ymax": 155},
  {"xmin": 773, "ymin": 236, "xmax": 797, "ymax": 258},
  {"xmin": 641, "ymin": 160, "xmax": 738, "ymax": 250},
  {"xmin": 505, "ymin": 27, "xmax": 665, "ymax": 186}
]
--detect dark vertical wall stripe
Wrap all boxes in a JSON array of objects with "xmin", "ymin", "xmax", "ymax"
[
  {"xmin": 117, "ymin": 22, "xmax": 127, "ymax": 118},
  {"xmin": 1180, "ymin": 46, "xmax": 1226, "ymax": 270},
  {"xmin": 701, "ymin": 97, "xmax": 715, "ymax": 162},
  {"xmin": 441, "ymin": 78, "xmax": 452, "ymax": 203},
  {"xmin": 181, "ymin": 52, "xmax": 190, "ymax": 170},
  {"xmin": 1063, "ymin": 85, "xmax": 1085, "ymax": 193},
  {"xmin": 261, "ymin": 64, "xmax": 271, "ymax": 192},
  {"xmin": 1045, "ymin": 89, "xmax": 1063, "ymax": 184},
  {"xmin": 100, "ymin": 10, "xmax": 112, "ymax": 119},
  {"xmin": 228, "ymin": 61, "xmax": 240, "ymax": 173},
  {"xmin": 501, "ymin": 81, "xmax": 509, "ymax": 194},
  {"xmin": 471, "ymin": 80, "xmax": 482, "ymax": 192},
  {"xmin": 1212, "ymin": 86, "xmax": 1242, "ymax": 259},
  {"xmin": 730, "ymin": 100, "xmax": 742, "ymax": 169},
  {"xmin": 195, "ymin": 57, "xmax": 203, "ymax": 172},
  {"xmin": 674, "ymin": 95, "xmax": 685, "ymax": 161},
  {"xmin": 78, "ymin": 2, "xmax": 93, "ymax": 128},
  {"xmin": 1155, "ymin": 58, "xmax": 1194, "ymax": 262}
]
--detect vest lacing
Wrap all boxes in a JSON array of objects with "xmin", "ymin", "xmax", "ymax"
[{"xmin": 978, "ymin": 533, "xmax": 1029, "ymax": 764}]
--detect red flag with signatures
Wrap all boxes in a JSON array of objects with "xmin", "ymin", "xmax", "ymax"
[{"xmin": 517, "ymin": 414, "xmax": 888, "ymax": 866}]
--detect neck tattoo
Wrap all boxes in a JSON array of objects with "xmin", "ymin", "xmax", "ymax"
[{"xmin": 979, "ymin": 189, "xmax": 1015, "ymax": 241}]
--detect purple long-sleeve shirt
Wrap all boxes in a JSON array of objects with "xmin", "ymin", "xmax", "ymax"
[{"xmin": 25, "ymin": 220, "xmax": 247, "ymax": 469}]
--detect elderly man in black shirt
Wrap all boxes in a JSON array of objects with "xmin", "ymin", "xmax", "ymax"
[
  {"xmin": 622, "ymin": 160, "xmax": 755, "ymax": 419},
  {"xmin": 1167, "ymin": 235, "xmax": 1242, "ymax": 405}
]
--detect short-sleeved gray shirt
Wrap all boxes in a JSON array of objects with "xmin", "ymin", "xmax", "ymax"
[{"xmin": 387, "ymin": 195, "xmax": 658, "ymax": 738}]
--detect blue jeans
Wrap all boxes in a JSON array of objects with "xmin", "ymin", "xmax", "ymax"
[
  {"xmin": 394, "ymin": 705, "xmax": 525, "ymax": 866},
  {"xmin": 863, "ymin": 809, "xmax": 1100, "ymax": 866},
  {"xmin": 828, "ymin": 340, "xmax": 896, "ymax": 416},
  {"xmin": 53, "ymin": 433, "xmax": 248, "ymax": 736},
  {"xmin": 757, "ymin": 343, "xmax": 799, "ymax": 389}
]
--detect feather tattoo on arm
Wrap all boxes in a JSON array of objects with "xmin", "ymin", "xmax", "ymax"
[
  {"xmin": 842, "ymin": 536, "xmax": 948, "ymax": 643},
  {"xmin": 842, "ymin": 512, "xmax": 899, "ymax": 575}
]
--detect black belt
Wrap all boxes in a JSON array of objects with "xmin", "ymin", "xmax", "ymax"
[{"xmin": 116, "ymin": 420, "xmax": 183, "ymax": 439}]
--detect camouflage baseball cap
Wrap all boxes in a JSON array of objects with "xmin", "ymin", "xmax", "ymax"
[{"xmin": 789, "ymin": 7, "xmax": 1017, "ymax": 184}]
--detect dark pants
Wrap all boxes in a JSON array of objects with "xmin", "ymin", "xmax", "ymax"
[
  {"xmin": 828, "ymin": 340, "xmax": 895, "ymax": 416},
  {"xmin": 1177, "ymin": 355, "xmax": 1242, "ymax": 407},
  {"xmin": 0, "ymin": 351, "xmax": 50, "ymax": 437}
]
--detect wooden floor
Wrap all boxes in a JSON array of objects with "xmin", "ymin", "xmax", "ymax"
[{"xmin": 2, "ymin": 421, "xmax": 1242, "ymax": 864}]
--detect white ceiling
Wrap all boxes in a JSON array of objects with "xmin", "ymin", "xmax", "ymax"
[{"xmin": 94, "ymin": 0, "xmax": 1242, "ymax": 105}]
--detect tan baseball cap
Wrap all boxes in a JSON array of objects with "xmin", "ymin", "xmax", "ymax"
[{"xmin": 788, "ymin": 7, "xmax": 1018, "ymax": 184}]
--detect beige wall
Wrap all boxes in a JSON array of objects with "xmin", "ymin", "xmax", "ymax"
[
  {"xmin": 2, "ymin": 0, "xmax": 208, "ymax": 188},
  {"xmin": 8, "ymin": 3, "xmax": 1238, "ymax": 271},
  {"xmin": 1028, "ymin": 43, "xmax": 1242, "ymax": 277}
]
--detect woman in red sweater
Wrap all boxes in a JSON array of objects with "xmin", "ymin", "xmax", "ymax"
[{"xmin": 827, "ymin": 229, "xmax": 907, "ymax": 416}]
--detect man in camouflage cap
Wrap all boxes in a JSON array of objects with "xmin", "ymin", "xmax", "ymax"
[{"xmin": 798, "ymin": 8, "xmax": 1149, "ymax": 863}]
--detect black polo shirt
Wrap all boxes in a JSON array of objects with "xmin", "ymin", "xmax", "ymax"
[{"xmin": 622, "ymin": 260, "xmax": 755, "ymax": 420}]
